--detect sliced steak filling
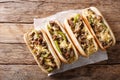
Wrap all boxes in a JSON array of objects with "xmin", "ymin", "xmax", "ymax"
[
  {"xmin": 47, "ymin": 21, "xmax": 75, "ymax": 62},
  {"xmin": 86, "ymin": 9, "xmax": 113, "ymax": 47},
  {"xmin": 28, "ymin": 30, "xmax": 57, "ymax": 73},
  {"xmin": 68, "ymin": 14, "xmax": 97, "ymax": 55}
]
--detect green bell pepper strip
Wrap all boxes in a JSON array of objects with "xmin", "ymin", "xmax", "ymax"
[
  {"xmin": 57, "ymin": 31, "xmax": 67, "ymax": 41},
  {"xmin": 73, "ymin": 14, "xmax": 80, "ymax": 23},
  {"xmin": 47, "ymin": 25, "xmax": 54, "ymax": 35},
  {"xmin": 47, "ymin": 25, "xmax": 51, "ymax": 30},
  {"xmin": 55, "ymin": 31, "xmax": 67, "ymax": 54},
  {"xmin": 33, "ymin": 30, "xmax": 39, "ymax": 38},
  {"xmin": 47, "ymin": 67, "xmax": 53, "ymax": 72},
  {"xmin": 54, "ymin": 40, "xmax": 62, "ymax": 54}
]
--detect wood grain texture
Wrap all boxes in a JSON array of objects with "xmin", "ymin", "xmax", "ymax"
[
  {"xmin": 0, "ymin": 65, "xmax": 120, "ymax": 80},
  {"xmin": 0, "ymin": 22, "xmax": 119, "ymax": 43},
  {"xmin": 0, "ymin": 23, "xmax": 33, "ymax": 43},
  {"xmin": 0, "ymin": 0, "xmax": 119, "ymax": 23},
  {"xmin": 0, "ymin": 43, "xmax": 36, "ymax": 65},
  {"xmin": 0, "ymin": 0, "xmax": 120, "ymax": 79},
  {"xmin": 0, "ymin": 43, "xmax": 119, "ymax": 65},
  {"xmin": 0, "ymin": 22, "xmax": 119, "ymax": 65}
]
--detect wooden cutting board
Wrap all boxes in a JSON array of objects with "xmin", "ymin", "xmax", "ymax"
[{"xmin": 0, "ymin": 0, "xmax": 120, "ymax": 80}]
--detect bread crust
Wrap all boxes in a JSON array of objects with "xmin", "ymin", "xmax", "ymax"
[
  {"xmin": 24, "ymin": 29, "xmax": 61, "ymax": 73},
  {"xmin": 45, "ymin": 20, "xmax": 79, "ymax": 63},
  {"xmin": 82, "ymin": 7, "xmax": 116, "ymax": 50},
  {"xmin": 64, "ymin": 14, "xmax": 98, "ymax": 57}
]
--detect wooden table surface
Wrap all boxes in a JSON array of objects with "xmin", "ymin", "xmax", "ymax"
[{"xmin": 0, "ymin": 0, "xmax": 120, "ymax": 80}]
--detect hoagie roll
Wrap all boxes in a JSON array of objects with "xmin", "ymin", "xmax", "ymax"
[
  {"xmin": 82, "ymin": 7, "xmax": 116, "ymax": 50},
  {"xmin": 45, "ymin": 20, "xmax": 79, "ymax": 63},
  {"xmin": 24, "ymin": 29, "xmax": 61, "ymax": 73},
  {"xmin": 64, "ymin": 14, "xmax": 98, "ymax": 57}
]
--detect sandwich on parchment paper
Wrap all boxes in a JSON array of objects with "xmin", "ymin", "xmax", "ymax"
[
  {"xmin": 82, "ymin": 7, "xmax": 116, "ymax": 50},
  {"xmin": 64, "ymin": 14, "xmax": 98, "ymax": 57},
  {"xmin": 24, "ymin": 7, "xmax": 116, "ymax": 75},
  {"xmin": 45, "ymin": 20, "xmax": 79, "ymax": 63},
  {"xmin": 24, "ymin": 29, "xmax": 61, "ymax": 73}
]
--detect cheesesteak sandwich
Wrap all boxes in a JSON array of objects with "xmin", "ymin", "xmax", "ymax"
[
  {"xmin": 45, "ymin": 20, "xmax": 79, "ymax": 63},
  {"xmin": 64, "ymin": 14, "xmax": 98, "ymax": 57},
  {"xmin": 24, "ymin": 29, "xmax": 61, "ymax": 73},
  {"xmin": 82, "ymin": 7, "xmax": 116, "ymax": 50}
]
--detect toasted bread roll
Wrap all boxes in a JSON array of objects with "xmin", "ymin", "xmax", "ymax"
[
  {"xmin": 64, "ymin": 14, "xmax": 98, "ymax": 57},
  {"xmin": 82, "ymin": 7, "xmax": 116, "ymax": 50},
  {"xmin": 24, "ymin": 29, "xmax": 61, "ymax": 73},
  {"xmin": 45, "ymin": 20, "xmax": 79, "ymax": 63}
]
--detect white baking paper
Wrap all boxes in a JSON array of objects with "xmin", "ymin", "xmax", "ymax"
[{"xmin": 34, "ymin": 9, "xmax": 108, "ymax": 76}]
